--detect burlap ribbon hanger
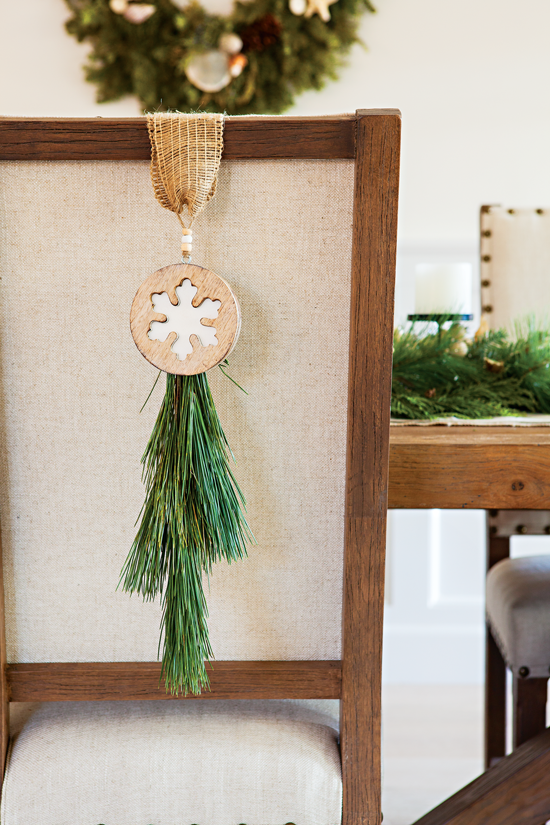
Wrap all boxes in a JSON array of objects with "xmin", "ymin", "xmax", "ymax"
[{"xmin": 147, "ymin": 112, "xmax": 225, "ymax": 233}]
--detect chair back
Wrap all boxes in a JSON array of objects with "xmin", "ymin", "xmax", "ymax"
[
  {"xmin": 0, "ymin": 113, "xmax": 401, "ymax": 824},
  {"xmin": 480, "ymin": 205, "xmax": 550, "ymax": 329}
]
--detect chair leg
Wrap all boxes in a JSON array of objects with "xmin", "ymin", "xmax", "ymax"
[
  {"xmin": 513, "ymin": 676, "xmax": 548, "ymax": 749},
  {"xmin": 484, "ymin": 531, "xmax": 510, "ymax": 769},
  {"xmin": 485, "ymin": 628, "xmax": 507, "ymax": 768}
]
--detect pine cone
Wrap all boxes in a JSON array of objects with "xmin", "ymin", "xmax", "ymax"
[
  {"xmin": 240, "ymin": 14, "xmax": 282, "ymax": 52},
  {"xmin": 484, "ymin": 357, "xmax": 505, "ymax": 373}
]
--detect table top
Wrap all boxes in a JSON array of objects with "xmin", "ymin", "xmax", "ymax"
[{"xmin": 389, "ymin": 426, "xmax": 550, "ymax": 509}]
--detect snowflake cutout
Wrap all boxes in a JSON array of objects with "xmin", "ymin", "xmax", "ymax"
[{"xmin": 148, "ymin": 279, "xmax": 221, "ymax": 361}]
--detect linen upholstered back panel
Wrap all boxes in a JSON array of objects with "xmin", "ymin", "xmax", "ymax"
[
  {"xmin": 480, "ymin": 205, "xmax": 550, "ymax": 329},
  {"xmin": 0, "ymin": 158, "xmax": 353, "ymax": 664}
]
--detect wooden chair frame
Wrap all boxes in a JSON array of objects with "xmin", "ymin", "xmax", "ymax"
[{"xmin": 0, "ymin": 110, "xmax": 401, "ymax": 825}]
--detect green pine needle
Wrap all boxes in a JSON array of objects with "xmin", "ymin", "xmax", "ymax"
[
  {"xmin": 120, "ymin": 373, "xmax": 253, "ymax": 695},
  {"xmin": 392, "ymin": 319, "xmax": 550, "ymax": 420}
]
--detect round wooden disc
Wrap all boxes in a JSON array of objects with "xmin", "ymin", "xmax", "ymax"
[{"xmin": 130, "ymin": 263, "xmax": 241, "ymax": 375}]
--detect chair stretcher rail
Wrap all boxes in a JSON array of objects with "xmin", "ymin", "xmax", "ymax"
[{"xmin": 6, "ymin": 660, "xmax": 342, "ymax": 701}]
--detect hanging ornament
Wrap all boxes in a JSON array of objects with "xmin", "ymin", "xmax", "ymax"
[
  {"xmin": 132, "ymin": 263, "xmax": 240, "ymax": 374},
  {"xmin": 109, "ymin": 0, "xmax": 129, "ymax": 12},
  {"xmin": 218, "ymin": 32, "xmax": 243, "ymax": 55},
  {"xmin": 185, "ymin": 50, "xmax": 232, "ymax": 93},
  {"xmin": 124, "ymin": 114, "xmax": 252, "ymax": 695},
  {"xmin": 185, "ymin": 34, "xmax": 247, "ymax": 93},
  {"xmin": 228, "ymin": 53, "xmax": 248, "ymax": 77},
  {"xmin": 109, "ymin": 0, "xmax": 156, "ymax": 23},
  {"xmin": 304, "ymin": 0, "xmax": 338, "ymax": 21},
  {"xmin": 449, "ymin": 340, "xmax": 468, "ymax": 357},
  {"xmin": 123, "ymin": 3, "xmax": 156, "ymax": 23},
  {"xmin": 289, "ymin": 0, "xmax": 307, "ymax": 15}
]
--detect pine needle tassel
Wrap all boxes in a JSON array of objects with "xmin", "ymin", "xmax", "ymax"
[{"xmin": 120, "ymin": 373, "xmax": 253, "ymax": 695}]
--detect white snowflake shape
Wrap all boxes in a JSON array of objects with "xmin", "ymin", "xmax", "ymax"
[{"xmin": 148, "ymin": 279, "xmax": 221, "ymax": 361}]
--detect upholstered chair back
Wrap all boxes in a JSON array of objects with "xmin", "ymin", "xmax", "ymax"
[
  {"xmin": 480, "ymin": 205, "xmax": 550, "ymax": 329},
  {"xmin": 0, "ymin": 157, "xmax": 353, "ymax": 667}
]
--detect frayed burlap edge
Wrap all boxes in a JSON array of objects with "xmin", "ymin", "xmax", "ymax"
[{"xmin": 147, "ymin": 112, "xmax": 224, "ymax": 231}]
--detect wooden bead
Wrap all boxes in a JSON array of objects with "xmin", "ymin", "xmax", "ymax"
[{"xmin": 181, "ymin": 243, "xmax": 193, "ymax": 253}]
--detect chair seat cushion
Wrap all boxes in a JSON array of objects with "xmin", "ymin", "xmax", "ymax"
[
  {"xmin": 486, "ymin": 555, "xmax": 550, "ymax": 677},
  {"xmin": 1, "ymin": 699, "xmax": 342, "ymax": 825}
]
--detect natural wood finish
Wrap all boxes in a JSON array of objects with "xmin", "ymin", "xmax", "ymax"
[
  {"xmin": 412, "ymin": 726, "xmax": 550, "ymax": 825},
  {"xmin": 513, "ymin": 677, "xmax": 548, "ymax": 749},
  {"xmin": 340, "ymin": 110, "xmax": 401, "ymax": 825},
  {"xmin": 485, "ymin": 535, "xmax": 510, "ymax": 769},
  {"xmin": 130, "ymin": 263, "xmax": 240, "ymax": 374},
  {"xmin": 7, "ymin": 660, "xmax": 342, "ymax": 702},
  {"xmin": 0, "ymin": 522, "xmax": 8, "ymax": 789},
  {"xmin": 0, "ymin": 116, "xmax": 357, "ymax": 161},
  {"xmin": 486, "ymin": 629, "xmax": 507, "ymax": 768},
  {"xmin": 389, "ymin": 426, "xmax": 550, "ymax": 509}
]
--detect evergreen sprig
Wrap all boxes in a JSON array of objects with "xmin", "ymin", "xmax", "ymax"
[
  {"xmin": 392, "ymin": 320, "xmax": 550, "ymax": 420},
  {"xmin": 120, "ymin": 372, "xmax": 253, "ymax": 695},
  {"xmin": 63, "ymin": 0, "xmax": 375, "ymax": 115}
]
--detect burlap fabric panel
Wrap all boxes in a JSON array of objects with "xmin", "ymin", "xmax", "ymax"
[{"xmin": 0, "ymin": 158, "xmax": 353, "ymax": 664}]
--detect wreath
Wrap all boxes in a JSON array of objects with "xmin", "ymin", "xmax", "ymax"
[{"xmin": 64, "ymin": 0, "xmax": 375, "ymax": 115}]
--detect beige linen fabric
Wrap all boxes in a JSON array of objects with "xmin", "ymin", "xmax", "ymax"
[
  {"xmin": 487, "ymin": 555, "xmax": 550, "ymax": 678},
  {"xmin": 480, "ymin": 206, "xmax": 550, "ymax": 330},
  {"xmin": 0, "ymin": 159, "xmax": 353, "ymax": 663},
  {"xmin": 2, "ymin": 699, "xmax": 342, "ymax": 825}
]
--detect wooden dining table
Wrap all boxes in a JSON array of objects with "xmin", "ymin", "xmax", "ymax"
[
  {"xmin": 389, "ymin": 425, "xmax": 550, "ymax": 510},
  {"xmin": 388, "ymin": 423, "xmax": 550, "ymax": 825}
]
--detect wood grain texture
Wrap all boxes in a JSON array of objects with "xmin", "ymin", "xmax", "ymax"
[
  {"xmin": 486, "ymin": 629, "xmax": 507, "ymax": 768},
  {"xmin": 485, "ymin": 535, "xmax": 510, "ymax": 769},
  {"xmin": 130, "ymin": 263, "xmax": 240, "ymax": 374},
  {"xmin": 0, "ymin": 116, "xmax": 356, "ymax": 161},
  {"xmin": 513, "ymin": 677, "xmax": 548, "ymax": 749},
  {"xmin": 7, "ymin": 660, "xmax": 342, "ymax": 702},
  {"xmin": 0, "ymin": 523, "xmax": 8, "ymax": 790},
  {"xmin": 340, "ymin": 109, "xmax": 401, "ymax": 825},
  {"xmin": 412, "ymin": 726, "xmax": 550, "ymax": 825},
  {"xmin": 389, "ymin": 426, "xmax": 550, "ymax": 509}
]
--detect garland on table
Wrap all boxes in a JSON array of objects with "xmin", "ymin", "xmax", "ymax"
[
  {"xmin": 391, "ymin": 320, "xmax": 550, "ymax": 420},
  {"xmin": 64, "ymin": 0, "xmax": 375, "ymax": 115}
]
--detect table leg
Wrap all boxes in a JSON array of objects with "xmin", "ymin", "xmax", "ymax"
[
  {"xmin": 513, "ymin": 676, "xmax": 548, "ymax": 749},
  {"xmin": 484, "ymin": 530, "xmax": 510, "ymax": 769}
]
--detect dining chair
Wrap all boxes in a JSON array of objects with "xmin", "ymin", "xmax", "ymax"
[
  {"xmin": 480, "ymin": 205, "xmax": 550, "ymax": 768},
  {"xmin": 0, "ymin": 112, "xmax": 400, "ymax": 824}
]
